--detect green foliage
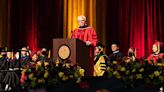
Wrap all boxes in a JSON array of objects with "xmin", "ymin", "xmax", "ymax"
[
  {"xmin": 106, "ymin": 58, "xmax": 164, "ymax": 88},
  {"xmin": 21, "ymin": 60, "xmax": 85, "ymax": 89}
]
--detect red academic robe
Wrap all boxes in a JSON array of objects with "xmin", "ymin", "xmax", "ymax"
[
  {"xmin": 147, "ymin": 53, "xmax": 164, "ymax": 63},
  {"xmin": 71, "ymin": 27, "xmax": 97, "ymax": 46},
  {"xmin": 71, "ymin": 27, "xmax": 98, "ymax": 75}
]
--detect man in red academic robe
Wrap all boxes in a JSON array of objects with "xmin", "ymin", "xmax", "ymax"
[{"xmin": 71, "ymin": 15, "xmax": 98, "ymax": 75}]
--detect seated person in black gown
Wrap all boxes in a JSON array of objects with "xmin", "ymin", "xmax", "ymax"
[
  {"xmin": 3, "ymin": 49, "xmax": 19, "ymax": 91},
  {"xmin": 0, "ymin": 48, "xmax": 7, "ymax": 61},
  {"xmin": 20, "ymin": 47, "xmax": 30, "ymax": 68},
  {"xmin": 108, "ymin": 42, "xmax": 124, "ymax": 63},
  {"xmin": 21, "ymin": 47, "xmax": 30, "ymax": 61},
  {"xmin": 0, "ymin": 48, "xmax": 8, "ymax": 90}
]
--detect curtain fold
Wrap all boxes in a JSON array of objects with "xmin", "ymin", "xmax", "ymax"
[
  {"xmin": 63, "ymin": 0, "xmax": 96, "ymax": 38},
  {"xmin": 0, "ymin": 0, "xmax": 164, "ymax": 58},
  {"xmin": 0, "ymin": 0, "xmax": 11, "ymax": 47},
  {"xmin": 5, "ymin": 0, "xmax": 63, "ymax": 50},
  {"xmin": 104, "ymin": 0, "xmax": 164, "ymax": 58}
]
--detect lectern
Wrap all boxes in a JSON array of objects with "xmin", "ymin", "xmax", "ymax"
[{"xmin": 53, "ymin": 38, "xmax": 90, "ymax": 75}]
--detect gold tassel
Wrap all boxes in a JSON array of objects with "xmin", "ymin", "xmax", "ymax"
[
  {"xmin": 48, "ymin": 50, "xmax": 51, "ymax": 58},
  {"xmin": 158, "ymin": 42, "xmax": 160, "ymax": 54},
  {"xmin": 134, "ymin": 48, "xmax": 137, "ymax": 57},
  {"xmin": 12, "ymin": 51, "xmax": 14, "ymax": 60},
  {"xmin": 5, "ymin": 47, "xmax": 7, "ymax": 51}
]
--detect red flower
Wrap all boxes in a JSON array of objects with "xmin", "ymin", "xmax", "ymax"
[{"xmin": 20, "ymin": 73, "xmax": 27, "ymax": 84}]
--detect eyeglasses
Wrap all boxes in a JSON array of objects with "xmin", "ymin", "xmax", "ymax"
[{"xmin": 78, "ymin": 20, "xmax": 85, "ymax": 22}]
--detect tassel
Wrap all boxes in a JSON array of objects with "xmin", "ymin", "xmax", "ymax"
[
  {"xmin": 158, "ymin": 42, "xmax": 160, "ymax": 54},
  {"xmin": 12, "ymin": 51, "xmax": 14, "ymax": 60},
  {"xmin": 134, "ymin": 48, "xmax": 137, "ymax": 57},
  {"xmin": 48, "ymin": 50, "xmax": 51, "ymax": 58}
]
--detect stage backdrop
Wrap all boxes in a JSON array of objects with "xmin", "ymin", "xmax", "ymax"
[
  {"xmin": 105, "ymin": 0, "xmax": 164, "ymax": 57},
  {"xmin": 0, "ymin": 0, "xmax": 164, "ymax": 58},
  {"xmin": 63, "ymin": 0, "xmax": 96, "ymax": 38},
  {"xmin": 0, "ymin": 0, "xmax": 63, "ymax": 51},
  {"xmin": 0, "ymin": 0, "xmax": 11, "ymax": 47},
  {"xmin": 63, "ymin": 0, "xmax": 164, "ymax": 58}
]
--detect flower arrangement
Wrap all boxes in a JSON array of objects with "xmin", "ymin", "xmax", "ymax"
[
  {"xmin": 106, "ymin": 58, "xmax": 164, "ymax": 88},
  {"xmin": 19, "ymin": 55, "xmax": 164, "ymax": 90},
  {"xmin": 20, "ymin": 59, "xmax": 85, "ymax": 89}
]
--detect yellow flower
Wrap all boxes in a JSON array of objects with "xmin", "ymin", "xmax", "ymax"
[
  {"xmin": 56, "ymin": 60, "xmax": 59, "ymax": 64},
  {"xmin": 139, "ymin": 68, "xmax": 144, "ymax": 72},
  {"xmin": 149, "ymin": 74, "xmax": 154, "ymax": 79},
  {"xmin": 62, "ymin": 75, "xmax": 68, "ymax": 81},
  {"xmin": 62, "ymin": 63, "xmax": 66, "ymax": 67},
  {"xmin": 65, "ymin": 63, "xmax": 70, "ymax": 68},
  {"xmin": 116, "ymin": 74, "xmax": 121, "ymax": 79},
  {"xmin": 38, "ymin": 79, "xmax": 45, "ymax": 83},
  {"xmin": 56, "ymin": 64, "xmax": 59, "ymax": 67},
  {"xmin": 125, "ymin": 59, "xmax": 130, "ymax": 63},
  {"xmin": 120, "ymin": 67, "xmax": 126, "ymax": 72},
  {"xmin": 132, "ymin": 68, "xmax": 136, "ymax": 73},
  {"xmin": 21, "ymin": 69, "xmax": 27, "ymax": 73},
  {"xmin": 58, "ymin": 72, "xmax": 64, "ymax": 78},
  {"xmin": 55, "ymin": 61, "xmax": 60, "ymax": 67},
  {"xmin": 154, "ymin": 71, "xmax": 160, "ymax": 77},
  {"xmin": 112, "ymin": 61, "xmax": 117, "ymax": 64},
  {"xmin": 74, "ymin": 72, "xmax": 79, "ymax": 78},
  {"xmin": 79, "ymin": 69, "xmax": 85, "ymax": 76},
  {"xmin": 156, "ymin": 63, "xmax": 162, "ymax": 67},
  {"xmin": 44, "ymin": 70, "xmax": 49, "ymax": 78},
  {"xmin": 76, "ymin": 78, "xmax": 81, "ymax": 83},
  {"xmin": 44, "ymin": 62, "xmax": 49, "ymax": 67},
  {"xmin": 136, "ymin": 74, "xmax": 142, "ymax": 79},
  {"xmin": 55, "ymin": 59, "xmax": 60, "ymax": 64},
  {"xmin": 113, "ymin": 71, "xmax": 119, "ymax": 75},
  {"xmin": 29, "ymin": 74, "xmax": 34, "ymax": 80},
  {"xmin": 125, "ymin": 70, "xmax": 130, "ymax": 75},
  {"xmin": 36, "ymin": 61, "xmax": 42, "ymax": 66}
]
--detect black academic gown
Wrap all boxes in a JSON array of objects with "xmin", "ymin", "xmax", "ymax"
[
  {"xmin": 108, "ymin": 51, "xmax": 124, "ymax": 63},
  {"xmin": 0, "ymin": 57, "xmax": 8, "ymax": 89},
  {"xmin": 3, "ymin": 58, "xmax": 19, "ymax": 89}
]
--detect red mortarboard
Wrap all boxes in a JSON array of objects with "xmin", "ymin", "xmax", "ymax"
[
  {"xmin": 153, "ymin": 40, "xmax": 163, "ymax": 52},
  {"xmin": 129, "ymin": 47, "xmax": 136, "ymax": 52},
  {"xmin": 30, "ymin": 51, "xmax": 37, "ymax": 58}
]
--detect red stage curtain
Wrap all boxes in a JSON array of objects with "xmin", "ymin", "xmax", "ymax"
[
  {"xmin": 105, "ymin": 0, "xmax": 164, "ymax": 58},
  {"xmin": 9, "ymin": 0, "xmax": 63, "ymax": 50},
  {"xmin": 2, "ymin": 0, "xmax": 164, "ymax": 58}
]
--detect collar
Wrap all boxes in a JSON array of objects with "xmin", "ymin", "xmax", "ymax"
[
  {"xmin": 113, "ymin": 51, "xmax": 119, "ymax": 54},
  {"xmin": 79, "ymin": 25, "xmax": 88, "ymax": 28}
]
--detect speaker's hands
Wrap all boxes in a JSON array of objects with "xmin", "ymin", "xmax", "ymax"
[{"xmin": 86, "ymin": 41, "xmax": 92, "ymax": 46}]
